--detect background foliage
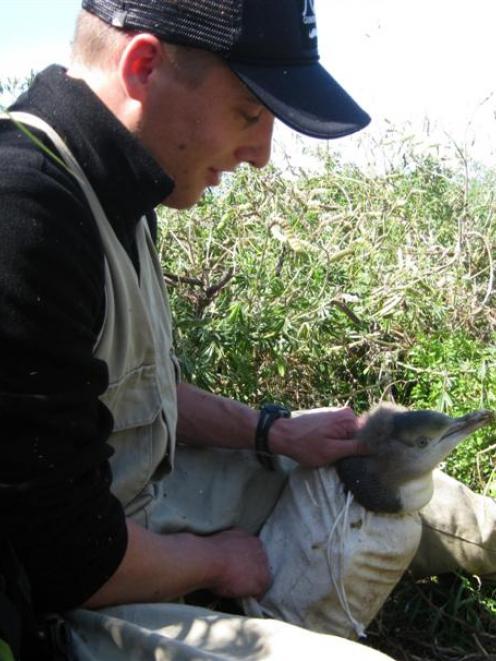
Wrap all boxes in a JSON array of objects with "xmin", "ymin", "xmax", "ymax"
[
  {"xmin": 158, "ymin": 138, "xmax": 496, "ymax": 659},
  {"xmin": 158, "ymin": 143, "xmax": 496, "ymax": 492}
]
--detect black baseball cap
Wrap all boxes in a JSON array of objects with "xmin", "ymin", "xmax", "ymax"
[{"xmin": 81, "ymin": 0, "xmax": 371, "ymax": 139}]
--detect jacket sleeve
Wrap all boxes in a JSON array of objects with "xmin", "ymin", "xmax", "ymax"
[{"xmin": 0, "ymin": 165, "xmax": 128, "ymax": 611}]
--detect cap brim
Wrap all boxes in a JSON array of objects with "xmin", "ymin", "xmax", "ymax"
[{"xmin": 229, "ymin": 61, "xmax": 371, "ymax": 140}]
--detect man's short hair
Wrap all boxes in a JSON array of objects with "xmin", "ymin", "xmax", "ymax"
[
  {"xmin": 71, "ymin": 9, "xmax": 218, "ymax": 87},
  {"xmin": 71, "ymin": 9, "xmax": 131, "ymax": 69}
]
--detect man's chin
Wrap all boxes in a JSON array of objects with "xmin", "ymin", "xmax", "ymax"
[{"xmin": 161, "ymin": 187, "xmax": 206, "ymax": 210}]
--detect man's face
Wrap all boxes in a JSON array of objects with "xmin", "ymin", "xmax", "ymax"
[{"xmin": 138, "ymin": 54, "xmax": 275, "ymax": 209}]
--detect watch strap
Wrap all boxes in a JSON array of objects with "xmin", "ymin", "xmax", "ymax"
[{"xmin": 255, "ymin": 403, "xmax": 291, "ymax": 471}]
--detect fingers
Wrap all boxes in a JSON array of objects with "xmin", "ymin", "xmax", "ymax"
[
  {"xmin": 280, "ymin": 407, "xmax": 368, "ymax": 466},
  {"xmin": 209, "ymin": 529, "xmax": 272, "ymax": 599},
  {"xmin": 353, "ymin": 439, "xmax": 372, "ymax": 456},
  {"xmin": 300, "ymin": 439, "xmax": 370, "ymax": 466},
  {"xmin": 325, "ymin": 439, "xmax": 371, "ymax": 462},
  {"xmin": 327, "ymin": 407, "xmax": 360, "ymax": 435}
]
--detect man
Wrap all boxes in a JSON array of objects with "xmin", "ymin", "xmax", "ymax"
[{"xmin": 0, "ymin": 1, "xmax": 494, "ymax": 659}]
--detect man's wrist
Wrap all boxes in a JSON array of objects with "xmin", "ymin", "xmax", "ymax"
[
  {"xmin": 255, "ymin": 404, "xmax": 291, "ymax": 470},
  {"xmin": 266, "ymin": 415, "xmax": 292, "ymax": 457}
]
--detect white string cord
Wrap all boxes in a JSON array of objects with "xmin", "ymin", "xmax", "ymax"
[{"xmin": 319, "ymin": 469, "xmax": 366, "ymax": 638}]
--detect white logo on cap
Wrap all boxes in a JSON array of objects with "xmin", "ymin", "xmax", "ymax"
[{"xmin": 302, "ymin": 0, "xmax": 317, "ymax": 40}]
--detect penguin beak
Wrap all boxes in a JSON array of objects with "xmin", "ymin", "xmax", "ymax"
[
  {"xmin": 439, "ymin": 409, "xmax": 494, "ymax": 449},
  {"xmin": 413, "ymin": 409, "xmax": 494, "ymax": 474}
]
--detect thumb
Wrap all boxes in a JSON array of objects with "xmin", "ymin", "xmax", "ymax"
[{"xmin": 330, "ymin": 439, "xmax": 371, "ymax": 462}]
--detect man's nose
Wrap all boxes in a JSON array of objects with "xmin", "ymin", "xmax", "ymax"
[{"xmin": 234, "ymin": 113, "xmax": 275, "ymax": 169}]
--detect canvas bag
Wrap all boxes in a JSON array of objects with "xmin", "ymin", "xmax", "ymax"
[{"xmin": 244, "ymin": 463, "xmax": 422, "ymax": 639}]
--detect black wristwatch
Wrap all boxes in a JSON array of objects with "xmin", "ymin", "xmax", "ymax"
[{"xmin": 255, "ymin": 403, "xmax": 291, "ymax": 471}]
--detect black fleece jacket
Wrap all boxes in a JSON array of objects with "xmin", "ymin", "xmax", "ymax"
[{"xmin": 0, "ymin": 65, "xmax": 174, "ymax": 610}]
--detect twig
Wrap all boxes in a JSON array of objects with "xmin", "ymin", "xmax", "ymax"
[
  {"xmin": 475, "ymin": 444, "xmax": 496, "ymax": 456},
  {"xmin": 472, "ymin": 632, "xmax": 490, "ymax": 658},
  {"xmin": 467, "ymin": 230, "xmax": 494, "ymax": 314},
  {"xmin": 330, "ymin": 298, "xmax": 364, "ymax": 328},
  {"xmin": 163, "ymin": 272, "xmax": 203, "ymax": 288},
  {"xmin": 204, "ymin": 269, "xmax": 235, "ymax": 300},
  {"xmin": 411, "ymin": 580, "xmax": 496, "ymax": 641}
]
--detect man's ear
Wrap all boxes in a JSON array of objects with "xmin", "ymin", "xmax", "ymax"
[{"xmin": 118, "ymin": 33, "xmax": 168, "ymax": 102}]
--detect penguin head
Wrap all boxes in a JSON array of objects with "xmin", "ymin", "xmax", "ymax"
[{"xmin": 336, "ymin": 404, "xmax": 493, "ymax": 513}]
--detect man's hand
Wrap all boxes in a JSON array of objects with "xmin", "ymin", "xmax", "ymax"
[
  {"xmin": 208, "ymin": 528, "xmax": 271, "ymax": 599},
  {"xmin": 84, "ymin": 521, "xmax": 270, "ymax": 609},
  {"xmin": 270, "ymin": 407, "xmax": 369, "ymax": 468}
]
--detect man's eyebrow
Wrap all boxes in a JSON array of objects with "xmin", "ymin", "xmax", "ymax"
[{"xmin": 242, "ymin": 92, "xmax": 263, "ymax": 106}]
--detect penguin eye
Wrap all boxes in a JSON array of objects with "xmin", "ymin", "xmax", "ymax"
[{"xmin": 417, "ymin": 437, "xmax": 428, "ymax": 448}]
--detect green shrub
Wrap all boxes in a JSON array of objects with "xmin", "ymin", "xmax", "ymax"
[{"xmin": 158, "ymin": 141, "xmax": 496, "ymax": 494}]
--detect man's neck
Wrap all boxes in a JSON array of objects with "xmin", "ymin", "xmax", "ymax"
[{"xmin": 67, "ymin": 63, "xmax": 136, "ymax": 134}]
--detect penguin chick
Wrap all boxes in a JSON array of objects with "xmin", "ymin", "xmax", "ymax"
[{"xmin": 336, "ymin": 404, "xmax": 494, "ymax": 514}]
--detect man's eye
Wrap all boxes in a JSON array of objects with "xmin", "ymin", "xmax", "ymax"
[{"xmin": 241, "ymin": 111, "xmax": 262, "ymax": 126}]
